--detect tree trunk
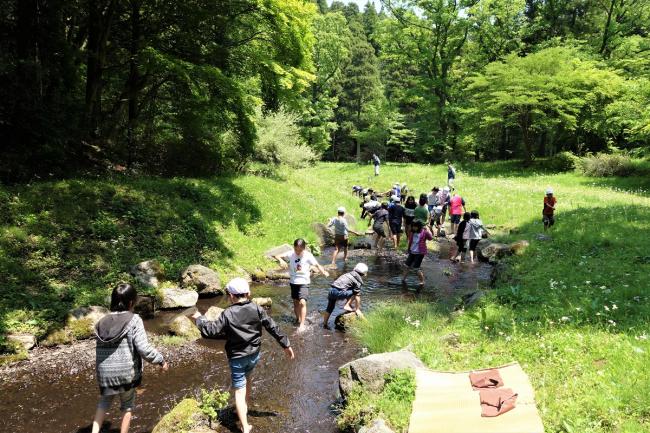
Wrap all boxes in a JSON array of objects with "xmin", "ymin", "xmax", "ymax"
[
  {"xmin": 520, "ymin": 110, "xmax": 533, "ymax": 165},
  {"xmin": 599, "ymin": 0, "xmax": 617, "ymax": 56},
  {"xmin": 126, "ymin": 0, "xmax": 141, "ymax": 169}
]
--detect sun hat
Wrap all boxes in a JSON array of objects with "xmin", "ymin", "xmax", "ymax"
[
  {"xmin": 226, "ymin": 278, "xmax": 250, "ymax": 295},
  {"xmin": 546, "ymin": 188, "xmax": 554, "ymax": 194},
  {"xmin": 354, "ymin": 263, "xmax": 368, "ymax": 275},
  {"xmin": 337, "ymin": 206, "xmax": 346, "ymax": 213}
]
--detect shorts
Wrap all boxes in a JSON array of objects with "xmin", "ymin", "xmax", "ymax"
[
  {"xmin": 326, "ymin": 287, "xmax": 356, "ymax": 313},
  {"xmin": 469, "ymin": 239, "xmax": 480, "ymax": 251},
  {"xmin": 97, "ymin": 388, "xmax": 136, "ymax": 412},
  {"xmin": 456, "ymin": 239, "xmax": 467, "ymax": 253},
  {"xmin": 450, "ymin": 214, "xmax": 461, "ymax": 224},
  {"xmin": 373, "ymin": 223, "xmax": 386, "ymax": 238},
  {"xmin": 404, "ymin": 217, "xmax": 414, "ymax": 227},
  {"xmin": 405, "ymin": 253, "xmax": 425, "ymax": 269},
  {"xmin": 290, "ymin": 283, "xmax": 309, "ymax": 300},
  {"xmin": 389, "ymin": 222, "xmax": 403, "ymax": 234},
  {"xmin": 229, "ymin": 351, "xmax": 261, "ymax": 389},
  {"xmin": 334, "ymin": 234, "xmax": 349, "ymax": 248},
  {"xmin": 543, "ymin": 214, "xmax": 555, "ymax": 226}
]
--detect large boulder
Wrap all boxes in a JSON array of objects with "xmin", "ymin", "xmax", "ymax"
[
  {"xmin": 352, "ymin": 238, "xmax": 372, "ymax": 250},
  {"xmin": 339, "ymin": 349, "xmax": 425, "ymax": 398},
  {"xmin": 334, "ymin": 310, "xmax": 362, "ymax": 331},
  {"xmin": 266, "ymin": 269, "xmax": 291, "ymax": 281},
  {"xmin": 312, "ymin": 222, "xmax": 335, "ymax": 247},
  {"xmin": 152, "ymin": 398, "xmax": 202, "ymax": 433},
  {"xmin": 510, "ymin": 240, "xmax": 530, "ymax": 255},
  {"xmin": 264, "ymin": 244, "xmax": 293, "ymax": 260},
  {"xmin": 167, "ymin": 314, "xmax": 200, "ymax": 340},
  {"xmin": 204, "ymin": 306, "xmax": 224, "ymax": 321},
  {"xmin": 134, "ymin": 295, "xmax": 156, "ymax": 319},
  {"xmin": 252, "ymin": 297, "xmax": 272, "ymax": 308},
  {"xmin": 131, "ymin": 260, "xmax": 164, "ymax": 288},
  {"xmin": 158, "ymin": 287, "xmax": 199, "ymax": 309},
  {"xmin": 359, "ymin": 419, "xmax": 396, "ymax": 433},
  {"xmin": 477, "ymin": 240, "xmax": 511, "ymax": 262},
  {"xmin": 68, "ymin": 305, "xmax": 108, "ymax": 325},
  {"xmin": 7, "ymin": 333, "xmax": 36, "ymax": 351},
  {"xmin": 180, "ymin": 265, "xmax": 223, "ymax": 295}
]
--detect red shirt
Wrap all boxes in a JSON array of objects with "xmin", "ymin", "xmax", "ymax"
[{"xmin": 543, "ymin": 196, "xmax": 557, "ymax": 215}]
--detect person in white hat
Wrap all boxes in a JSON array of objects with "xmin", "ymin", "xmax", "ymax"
[
  {"xmin": 193, "ymin": 278, "xmax": 294, "ymax": 433},
  {"xmin": 322, "ymin": 263, "xmax": 368, "ymax": 329},
  {"xmin": 543, "ymin": 188, "xmax": 557, "ymax": 231},
  {"xmin": 328, "ymin": 206, "xmax": 362, "ymax": 266}
]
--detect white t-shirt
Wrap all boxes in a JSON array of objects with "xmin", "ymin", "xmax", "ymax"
[
  {"xmin": 284, "ymin": 251, "xmax": 319, "ymax": 285},
  {"xmin": 410, "ymin": 232, "xmax": 421, "ymax": 254}
]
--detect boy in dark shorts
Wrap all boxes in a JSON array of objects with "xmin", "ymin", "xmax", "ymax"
[
  {"xmin": 193, "ymin": 278, "xmax": 294, "ymax": 433},
  {"xmin": 402, "ymin": 221, "xmax": 433, "ymax": 287},
  {"xmin": 452, "ymin": 212, "xmax": 471, "ymax": 262},
  {"xmin": 328, "ymin": 207, "xmax": 362, "ymax": 265},
  {"xmin": 543, "ymin": 188, "xmax": 557, "ymax": 231},
  {"xmin": 369, "ymin": 202, "xmax": 390, "ymax": 252},
  {"xmin": 274, "ymin": 239, "xmax": 329, "ymax": 332},
  {"xmin": 388, "ymin": 195, "xmax": 405, "ymax": 248},
  {"xmin": 322, "ymin": 263, "xmax": 368, "ymax": 329}
]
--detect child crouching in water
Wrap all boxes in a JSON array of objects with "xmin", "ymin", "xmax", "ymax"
[
  {"xmin": 91, "ymin": 283, "xmax": 168, "ymax": 433},
  {"xmin": 193, "ymin": 278, "xmax": 294, "ymax": 433},
  {"xmin": 322, "ymin": 263, "xmax": 368, "ymax": 329}
]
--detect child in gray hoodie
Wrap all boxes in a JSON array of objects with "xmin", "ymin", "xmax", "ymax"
[{"xmin": 90, "ymin": 284, "xmax": 168, "ymax": 433}]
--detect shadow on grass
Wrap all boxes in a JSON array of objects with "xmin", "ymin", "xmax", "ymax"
[
  {"xmin": 457, "ymin": 159, "xmax": 570, "ymax": 178},
  {"xmin": 577, "ymin": 175, "xmax": 650, "ymax": 197},
  {"xmin": 0, "ymin": 176, "xmax": 261, "ymax": 341}
]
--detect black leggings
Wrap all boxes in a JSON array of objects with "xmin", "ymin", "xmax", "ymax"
[{"xmin": 469, "ymin": 239, "xmax": 480, "ymax": 251}]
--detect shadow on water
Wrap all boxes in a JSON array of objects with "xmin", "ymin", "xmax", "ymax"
[{"xmin": 0, "ymin": 241, "xmax": 491, "ymax": 433}]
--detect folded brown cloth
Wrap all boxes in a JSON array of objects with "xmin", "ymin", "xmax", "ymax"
[
  {"xmin": 469, "ymin": 369, "xmax": 504, "ymax": 390},
  {"xmin": 479, "ymin": 388, "xmax": 518, "ymax": 417}
]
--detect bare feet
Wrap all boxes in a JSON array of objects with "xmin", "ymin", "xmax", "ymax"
[
  {"xmin": 343, "ymin": 304, "xmax": 354, "ymax": 312},
  {"xmin": 243, "ymin": 425, "xmax": 253, "ymax": 433},
  {"xmin": 296, "ymin": 324, "xmax": 307, "ymax": 333}
]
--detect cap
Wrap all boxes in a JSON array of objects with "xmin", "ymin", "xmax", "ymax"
[
  {"xmin": 391, "ymin": 195, "xmax": 399, "ymax": 202},
  {"xmin": 337, "ymin": 206, "xmax": 346, "ymax": 213},
  {"xmin": 354, "ymin": 263, "xmax": 368, "ymax": 275},
  {"xmin": 546, "ymin": 188, "xmax": 554, "ymax": 194},
  {"xmin": 226, "ymin": 278, "xmax": 250, "ymax": 295}
]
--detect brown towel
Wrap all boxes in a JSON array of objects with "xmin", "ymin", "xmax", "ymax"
[
  {"xmin": 479, "ymin": 388, "xmax": 518, "ymax": 417},
  {"xmin": 469, "ymin": 369, "xmax": 504, "ymax": 390}
]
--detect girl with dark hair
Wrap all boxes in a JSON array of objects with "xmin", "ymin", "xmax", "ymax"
[
  {"xmin": 90, "ymin": 284, "xmax": 168, "ymax": 433},
  {"xmin": 402, "ymin": 221, "xmax": 433, "ymax": 287},
  {"xmin": 403, "ymin": 195, "xmax": 417, "ymax": 236},
  {"xmin": 369, "ymin": 202, "xmax": 390, "ymax": 252},
  {"xmin": 452, "ymin": 212, "xmax": 471, "ymax": 262},
  {"xmin": 464, "ymin": 210, "xmax": 487, "ymax": 263}
]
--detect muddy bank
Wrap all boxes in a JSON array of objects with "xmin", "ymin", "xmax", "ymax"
[{"xmin": 0, "ymin": 243, "xmax": 492, "ymax": 433}]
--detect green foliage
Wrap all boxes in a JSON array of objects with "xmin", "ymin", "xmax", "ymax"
[
  {"xmin": 579, "ymin": 153, "xmax": 635, "ymax": 177},
  {"xmin": 255, "ymin": 109, "xmax": 317, "ymax": 169},
  {"xmin": 151, "ymin": 398, "xmax": 202, "ymax": 433},
  {"xmin": 540, "ymin": 152, "xmax": 580, "ymax": 173},
  {"xmin": 198, "ymin": 388, "xmax": 230, "ymax": 428},
  {"xmin": 337, "ymin": 369, "xmax": 416, "ymax": 433}
]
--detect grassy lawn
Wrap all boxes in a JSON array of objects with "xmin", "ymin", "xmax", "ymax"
[
  {"xmin": 330, "ymin": 162, "xmax": 649, "ymax": 433},
  {"xmin": 1, "ymin": 161, "xmax": 649, "ymax": 433}
]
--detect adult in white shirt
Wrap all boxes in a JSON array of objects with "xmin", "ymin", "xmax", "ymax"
[{"xmin": 274, "ymin": 238, "xmax": 329, "ymax": 332}]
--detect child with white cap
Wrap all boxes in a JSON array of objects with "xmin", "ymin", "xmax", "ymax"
[
  {"xmin": 328, "ymin": 206, "xmax": 362, "ymax": 266},
  {"xmin": 192, "ymin": 278, "xmax": 294, "ymax": 433},
  {"xmin": 322, "ymin": 263, "xmax": 368, "ymax": 329},
  {"xmin": 543, "ymin": 187, "xmax": 557, "ymax": 231}
]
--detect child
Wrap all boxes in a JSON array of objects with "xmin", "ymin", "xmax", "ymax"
[
  {"xmin": 452, "ymin": 212, "xmax": 471, "ymax": 262},
  {"xmin": 388, "ymin": 195, "xmax": 405, "ymax": 248},
  {"xmin": 372, "ymin": 153, "xmax": 381, "ymax": 176},
  {"xmin": 543, "ymin": 188, "xmax": 557, "ymax": 231},
  {"xmin": 401, "ymin": 183, "xmax": 409, "ymax": 203},
  {"xmin": 465, "ymin": 210, "xmax": 486, "ymax": 263},
  {"xmin": 403, "ymin": 195, "xmax": 417, "ymax": 236},
  {"xmin": 414, "ymin": 194, "xmax": 430, "ymax": 226},
  {"xmin": 402, "ymin": 221, "xmax": 433, "ymax": 287},
  {"xmin": 449, "ymin": 192, "xmax": 466, "ymax": 235},
  {"xmin": 369, "ymin": 202, "xmax": 390, "ymax": 252},
  {"xmin": 437, "ymin": 186, "xmax": 451, "ymax": 226},
  {"xmin": 322, "ymin": 263, "xmax": 368, "ymax": 329},
  {"xmin": 193, "ymin": 278, "xmax": 294, "ymax": 433},
  {"xmin": 91, "ymin": 284, "xmax": 168, "ymax": 433},
  {"xmin": 274, "ymin": 239, "xmax": 329, "ymax": 332},
  {"xmin": 328, "ymin": 207, "xmax": 362, "ymax": 265},
  {"xmin": 447, "ymin": 163, "xmax": 456, "ymax": 188},
  {"xmin": 361, "ymin": 194, "xmax": 380, "ymax": 220}
]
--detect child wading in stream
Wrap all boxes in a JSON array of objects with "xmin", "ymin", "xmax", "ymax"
[
  {"xmin": 328, "ymin": 206, "xmax": 362, "ymax": 265},
  {"xmin": 193, "ymin": 278, "xmax": 294, "ymax": 433},
  {"xmin": 322, "ymin": 263, "xmax": 368, "ymax": 330},
  {"xmin": 274, "ymin": 238, "xmax": 329, "ymax": 332},
  {"xmin": 402, "ymin": 221, "xmax": 433, "ymax": 287},
  {"xmin": 91, "ymin": 283, "xmax": 168, "ymax": 433}
]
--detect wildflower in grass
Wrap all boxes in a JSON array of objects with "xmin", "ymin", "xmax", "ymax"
[
  {"xmin": 611, "ymin": 304, "xmax": 618, "ymax": 310},
  {"xmin": 560, "ymin": 316, "xmax": 570, "ymax": 322},
  {"xmin": 604, "ymin": 305, "xmax": 610, "ymax": 311}
]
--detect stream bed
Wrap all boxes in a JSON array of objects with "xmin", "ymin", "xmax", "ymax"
[{"xmin": 0, "ymin": 242, "xmax": 491, "ymax": 433}]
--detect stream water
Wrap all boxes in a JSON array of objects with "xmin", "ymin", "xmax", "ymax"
[{"xmin": 0, "ymin": 241, "xmax": 491, "ymax": 433}]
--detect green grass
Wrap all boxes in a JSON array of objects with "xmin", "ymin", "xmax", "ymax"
[
  {"xmin": 337, "ymin": 369, "xmax": 416, "ymax": 433},
  {"xmin": 335, "ymin": 161, "xmax": 650, "ymax": 433},
  {"xmin": 0, "ymin": 169, "xmax": 363, "ymax": 347}
]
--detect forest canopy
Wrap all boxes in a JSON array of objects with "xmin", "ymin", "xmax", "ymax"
[{"xmin": 1, "ymin": 0, "xmax": 649, "ymax": 181}]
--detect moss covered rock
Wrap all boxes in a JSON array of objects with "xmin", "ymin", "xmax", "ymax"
[{"xmin": 152, "ymin": 398, "xmax": 203, "ymax": 433}]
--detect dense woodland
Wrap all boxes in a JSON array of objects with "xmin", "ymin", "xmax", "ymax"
[{"xmin": 1, "ymin": 0, "xmax": 649, "ymax": 181}]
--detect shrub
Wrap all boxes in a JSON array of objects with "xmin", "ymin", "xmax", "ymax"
[
  {"xmin": 254, "ymin": 109, "xmax": 317, "ymax": 169},
  {"xmin": 579, "ymin": 153, "xmax": 635, "ymax": 177},
  {"xmin": 546, "ymin": 152, "xmax": 579, "ymax": 172},
  {"xmin": 198, "ymin": 388, "xmax": 230, "ymax": 429}
]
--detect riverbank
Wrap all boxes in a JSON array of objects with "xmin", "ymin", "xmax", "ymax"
[{"xmin": 345, "ymin": 164, "xmax": 650, "ymax": 433}]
